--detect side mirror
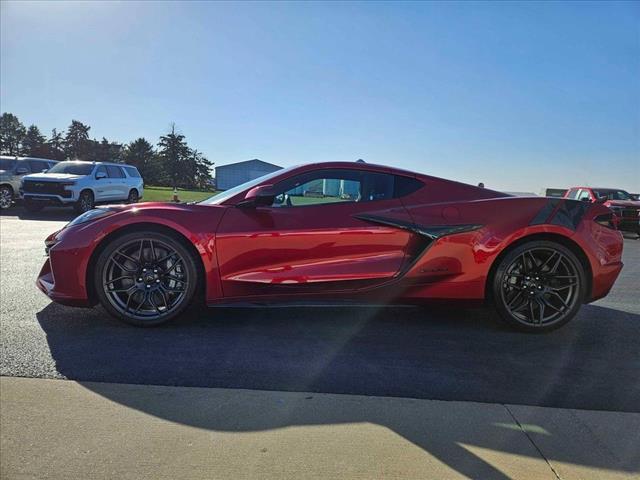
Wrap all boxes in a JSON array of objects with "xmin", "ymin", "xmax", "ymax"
[
  {"xmin": 95, "ymin": 171, "xmax": 107, "ymax": 180},
  {"xmin": 595, "ymin": 195, "xmax": 608, "ymax": 204},
  {"xmin": 16, "ymin": 167, "xmax": 29, "ymax": 175},
  {"xmin": 238, "ymin": 184, "xmax": 275, "ymax": 208}
]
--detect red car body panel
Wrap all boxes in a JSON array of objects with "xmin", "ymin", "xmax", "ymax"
[{"xmin": 37, "ymin": 162, "xmax": 624, "ymax": 310}]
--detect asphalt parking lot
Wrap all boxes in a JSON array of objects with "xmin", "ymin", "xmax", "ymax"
[{"xmin": 1, "ymin": 208, "xmax": 639, "ymax": 413}]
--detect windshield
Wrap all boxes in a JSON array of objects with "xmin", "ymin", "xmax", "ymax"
[
  {"xmin": 0, "ymin": 158, "xmax": 17, "ymax": 170},
  {"xmin": 199, "ymin": 167, "xmax": 293, "ymax": 205},
  {"xmin": 592, "ymin": 189, "xmax": 632, "ymax": 201},
  {"xmin": 46, "ymin": 161, "xmax": 95, "ymax": 176}
]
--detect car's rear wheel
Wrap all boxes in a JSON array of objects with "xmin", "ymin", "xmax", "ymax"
[
  {"xmin": 24, "ymin": 199, "xmax": 44, "ymax": 213},
  {"xmin": 94, "ymin": 230, "xmax": 198, "ymax": 326},
  {"xmin": 0, "ymin": 185, "xmax": 14, "ymax": 209},
  {"xmin": 492, "ymin": 240, "xmax": 586, "ymax": 332},
  {"xmin": 75, "ymin": 190, "xmax": 94, "ymax": 213},
  {"xmin": 127, "ymin": 189, "xmax": 139, "ymax": 204}
]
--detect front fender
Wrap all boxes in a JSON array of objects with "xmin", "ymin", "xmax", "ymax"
[{"xmin": 46, "ymin": 204, "xmax": 228, "ymax": 305}]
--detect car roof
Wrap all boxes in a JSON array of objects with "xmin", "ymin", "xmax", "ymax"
[
  {"xmin": 294, "ymin": 161, "xmax": 418, "ymax": 177},
  {"xmin": 570, "ymin": 186, "xmax": 629, "ymax": 191},
  {"xmin": 60, "ymin": 160, "xmax": 137, "ymax": 168},
  {"xmin": 0, "ymin": 156, "xmax": 58, "ymax": 163}
]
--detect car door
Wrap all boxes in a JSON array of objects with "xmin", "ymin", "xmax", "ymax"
[
  {"xmin": 106, "ymin": 165, "xmax": 127, "ymax": 200},
  {"xmin": 215, "ymin": 168, "xmax": 417, "ymax": 299},
  {"xmin": 93, "ymin": 166, "xmax": 112, "ymax": 201}
]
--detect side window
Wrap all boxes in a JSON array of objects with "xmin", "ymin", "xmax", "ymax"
[
  {"xmin": 362, "ymin": 171, "xmax": 394, "ymax": 201},
  {"xmin": 95, "ymin": 166, "xmax": 108, "ymax": 178},
  {"xmin": 394, "ymin": 175, "xmax": 423, "ymax": 197},
  {"xmin": 272, "ymin": 169, "xmax": 396, "ymax": 207},
  {"xmin": 124, "ymin": 166, "xmax": 141, "ymax": 178},
  {"xmin": 15, "ymin": 161, "xmax": 32, "ymax": 174},
  {"xmin": 273, "ymin": 172, "xmax": 361, "ymax": 207},
  {"xmin": 28, "ymin": 160, "xmax": 49, "ymax": 172},
  {"xmin": 577, "ymin": 189, "xmax": 592, "ymax": 202},
  {"xmin": 566, "ymin": 188, "xmax": 578, "ymax": 200},
  {"xmin": 106, "ymin": 165, "xmax": 125, "ymax": 178}
]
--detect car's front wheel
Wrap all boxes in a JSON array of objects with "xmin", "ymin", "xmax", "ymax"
[
  {"xmin": 94, "ymin": 230, "xmax": 199, "ymax": 326},
  {"xmin": 491, "ymin": 240, "xmax": 586, "ymax": 332},
  {"xmin": 0, "ymin": 185, "xmax": 14, "ymax": 209},
  {"xmin": 75, "ymin": 190, "xmax": 94, "ymax": 213}
]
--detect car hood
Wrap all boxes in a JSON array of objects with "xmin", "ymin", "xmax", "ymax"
[
  {"xmin": 23, "ymin": 173, "xmax": 84, "ymax": 182},
  {"xmin": 98, "ymin": 201, "xmax": 228, "ymax": 215},
  {"xmin": 605, "ymin": 200, "xmax": 640, "ymax": 208}
]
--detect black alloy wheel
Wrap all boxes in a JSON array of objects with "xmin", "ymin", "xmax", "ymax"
[
  {"xmin": 95, "ymin": 231, "xmax": 198, "ymax": 326},
  {"xmin": 0, "ymin": 185, "xmax": 13, "ymax": 209},
  {"xmin": 75, "ymin": 190, "xmax": 95, "ymax": 213},
  {"xmin": 493, "ymin": 240, "xmax": 586, "ymax": 332},
  {"xmin": 127, "ymin": 189, "xmax": 139, "ymax": 204}
]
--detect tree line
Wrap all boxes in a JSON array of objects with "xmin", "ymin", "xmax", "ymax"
[{"xmin": 0, "ymin": 112, "xmax": 213, "ymax": 190}]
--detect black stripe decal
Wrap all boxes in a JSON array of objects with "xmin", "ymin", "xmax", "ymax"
[
  {"xmin": 530, "ymin": 198, "xmax": 561, "ymax": 225},
  {"xmin": 354, "ymin": 213, "xmax": 483, "ymax": 240},
  {"xmin": 550, "ymin": 200, "xmax": 591, "ymax": 230},
  {"xmin": 530, "ymin": 198, "xmax": 590, "ymax": 230}
]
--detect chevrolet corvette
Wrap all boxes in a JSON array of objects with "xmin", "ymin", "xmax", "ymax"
[{"xmin": 37, "ymin": 162, "xmax": 624, "ymax": 331}]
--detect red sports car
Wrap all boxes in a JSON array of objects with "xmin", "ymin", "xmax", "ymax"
[{"xmin": 37, "ymin": 162, "xmax": 624, "ymax": 332}]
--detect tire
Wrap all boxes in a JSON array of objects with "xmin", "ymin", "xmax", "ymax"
[
  {"xmin": 127, "ymin": 189, "xmax": 139, "ymax": 204},
  {"xmin": 0, "ymin": 185, "xmax": 13, "ymax": 209},
  {"xmin": 94, "ymin": 230, "xmax": 199, "ymax": 326},
  {"xmin": 75, "ymin": 190, "xmax": 94, "ymax": 213},
  {"xmin": 24, "ymin": 200, "xmax": 45, "ymax": 213},
  {"xmin": 491, "ymin": 240, "xmax": 587, "ymax": 332}
]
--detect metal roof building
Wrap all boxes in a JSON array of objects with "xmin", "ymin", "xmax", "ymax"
[{"xmin": 215, "ymin": 159, "xmax": 282, "ymax": 190}]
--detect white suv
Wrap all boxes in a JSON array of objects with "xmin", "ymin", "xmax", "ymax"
[{"xmin": 21, "ymin": 160, "xmax": 144, "ymax": 213}]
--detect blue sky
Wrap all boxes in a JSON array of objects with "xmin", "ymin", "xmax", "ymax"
[{"xmin": 1, "ymin": 1, "xmax": 638, "ymax": 192}]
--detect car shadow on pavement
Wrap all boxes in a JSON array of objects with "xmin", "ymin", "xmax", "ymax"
[{"xmin": 34, "ymin": 301, "xmax": 640, "ymax": 477}]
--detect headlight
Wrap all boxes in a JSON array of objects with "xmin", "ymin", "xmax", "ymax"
[{"xmin": 66, "ymin": 208, "xmax": 116, "ymax": 227}]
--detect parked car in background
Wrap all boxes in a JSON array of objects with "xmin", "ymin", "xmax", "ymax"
[
  {"xmin": 543, "ymin": 188, "xmax": 568, "ymax": 198},
  {"xmin": 564, "ymin": 187, "xmax": 640, "ymax": 235},
  {"xmin": 21, "ymin": 160, "xmax": 143, "ymax": 213},
  {"xmin": 0, "ymin": 156, "xmax": 58, "ymax": 209}
]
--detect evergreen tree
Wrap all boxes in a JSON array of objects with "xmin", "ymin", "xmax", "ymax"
[
  {"xmin": 0, "ymin": 113, "xmax": 26, "ymax": 155},
  {"xmin": 21, "ymin": 125, "xmax": 47, "ymax": 157},
  {"xmin": 85, "ymin": 137, "xmax": 124, "ymax": 163},
  {"xmin": 46, "ymin": 128, "xmax": 66, "ymax": 160},
  {"xmin": 191, "ymin": 149, "xmax": 214, "ymax": 190},
  {"xmin": 123, "ymin": 138, "xmax": 163, "ymax": 182},
  {"xmin": 63, "ymin": 120, "xmax": 91, "ymax": 159},
  {"xmin": 157, "ymin": 124, "xmax": 190, "ymax": 189},
  {"xmin": 0, "ymin": 114, "xmax": 212, "ymax": 188}
]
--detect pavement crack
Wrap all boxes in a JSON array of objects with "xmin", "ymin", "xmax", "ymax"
[{"xmin": 503, "ymin": 404, "xmax": 562, "ymax": 480}]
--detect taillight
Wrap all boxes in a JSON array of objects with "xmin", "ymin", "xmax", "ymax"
[{"xmin": 594, "ymin": 213, "xmax": 619, "ymax": 230}]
